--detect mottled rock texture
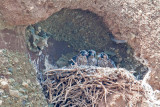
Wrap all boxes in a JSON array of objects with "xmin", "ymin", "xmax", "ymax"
[
  {"xmin": 0, "ymin": 50, "xmax": 47, "ymax": 106},
  {"xmin": 0, "ymin": 0, "xmax": 56, "ymax": 25},
  {"xmin": 0, "ymin": 0, "xmax": 160, "ymax": 105},
  {"xmin": 0, "ymin": 0, "xmax": 159, "ymax": 90},
  {"xmin": 0, "ymin": 27, "xmax": 26, "ymax": 52}
]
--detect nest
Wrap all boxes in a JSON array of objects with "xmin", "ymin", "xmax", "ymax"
[{"xmin": 42, "ymin": 66, "xmax": 146, "ymax": 107}]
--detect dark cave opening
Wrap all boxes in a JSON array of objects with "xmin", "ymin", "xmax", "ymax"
[
  {"xmin": 25, "ymin": 9, "xmax": 148, "ymax": 101},
  {"xmin": 26, "ymin": 8, "xmax": 148, "ymax": 79}
]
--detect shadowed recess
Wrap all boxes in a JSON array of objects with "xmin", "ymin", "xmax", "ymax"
[{"xmin": 26, "ymin": 8, "xmax": 148, "ymax": 80}]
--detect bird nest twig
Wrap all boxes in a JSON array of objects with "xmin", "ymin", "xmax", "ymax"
[{"xmin": 42, "ymin": 66, "xmax": 145, "ymax": 107}]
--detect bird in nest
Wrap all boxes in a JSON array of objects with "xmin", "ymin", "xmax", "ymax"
[
  {"xmin": 76, "ymin": 50, "xmax": 88, "ymax": 66},
  {"xmin": 69, "ymin": 50, "xmax": 88, "ymax": 66},
  {"xmin": 87, "ymin": 50, "xmax": 97, "ymax": 66},
  {"xmin": 98, "ymin": 52, "xmax": 116, "ymax": 68}
]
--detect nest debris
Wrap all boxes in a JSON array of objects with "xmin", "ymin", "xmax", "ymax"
[{"xmin": 42, "ymin": 66, "xmax": 146, "ymax": 107}]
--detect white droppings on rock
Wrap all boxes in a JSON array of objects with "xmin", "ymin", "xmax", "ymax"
[
  {"xmin": 22, "ymin": 82, "xmax": 29, "ymax": 88},
  {"xmin": 0, "ymin": 49, "xmax": 3, "ymax": 53},
  {"xmin": 5, "ymin": 72, "xmax": 12, "ymax": 76},
  {"xmin": 0, "ymin": 100, "xmax": 2, "ymax": 105},
  {"xmin": 0, "ymin": 89, "xmax": 4, "ymax": 95},
  {"xmin": 155, "ymin": 76, "xmax": 158, "ymax": 79},
  {"xmin": 0, "ymin": 79, "xmax": 9, "ymax": 89}
]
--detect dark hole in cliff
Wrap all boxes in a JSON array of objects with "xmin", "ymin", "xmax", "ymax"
[{"xmin": 25, "ymin": 8, "xmax": 148, "ymax": 99}]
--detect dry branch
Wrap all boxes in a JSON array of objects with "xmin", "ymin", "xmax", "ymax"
[{"xmin": 42, "ymin": 66, "xmax": 146, "ymax": 107}]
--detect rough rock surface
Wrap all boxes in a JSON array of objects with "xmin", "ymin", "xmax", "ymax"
[
  {"xmin": 0, "ymin": 27, "xmax": 27, "ymax": 53},
  {"xmin": 0, "ymin": 0, "xmax": 160, "ymax": 106},
  {"xmin": 0, "ymin": 17, "xmax": 48, "ymax": 106},
  {"xmin": 0, "ymin": 0, "xmax": 159, "ymax": 90},
  {"xmin": 0, "ymin": 0, "xmax": 56, "ymax": 25},
  {"xmin": 0, "ymin": 49, "xmax": 47, "ymax": 106}
]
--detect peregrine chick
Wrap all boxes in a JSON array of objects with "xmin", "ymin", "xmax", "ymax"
[
  {"xmin": 88, "ymin": 50, "xmax": 97, "ymax": 66},
  {"xmin": 97, "ymin": 53, "xmax": 109, "ymax": 67},
  {"xmin": 97, "ymin": 53, "xmax": 103, "ymax": 67},
  {"xmin": 76, "ymin": 50, "xmax": 88, "ymax": 66},
  {"xmin": 97, "ymin": 52, "xmax": 116, "ymax": 68}
]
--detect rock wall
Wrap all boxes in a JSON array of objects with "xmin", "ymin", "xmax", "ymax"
[
  {"xmin": 0, "ymin": 20, "xmax": 47, "ymax": 106},
  {"xmin": 0, "ymin": 0, "xmax": 160, "ymax": 105},
  {"xmin": 0, "ymin": 27, "xmax": 26, "ymax": 53},
  {"xmin": 0, "ymin": 49, "xmax": 47, "ymax": 106}
]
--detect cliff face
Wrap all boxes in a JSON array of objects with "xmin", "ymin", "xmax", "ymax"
[
  {"xmin": 0, "ymin": 49, "xmax": 48, "ymax": 106},
  {"xmin": 1, "ymin": 0, "xmax": 159, "ymax": 91},
  {"xmin": 0, "ymin": 23, "xmax": 47, "ymax": 106},
  {"xmin": 0, "ymin": 0, "xmax": 160, "ymax": 106}
]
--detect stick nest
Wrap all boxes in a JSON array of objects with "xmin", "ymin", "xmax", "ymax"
[{"xmin": 42, "ymin": 66, "xmax": 146, "ymax": 107}]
